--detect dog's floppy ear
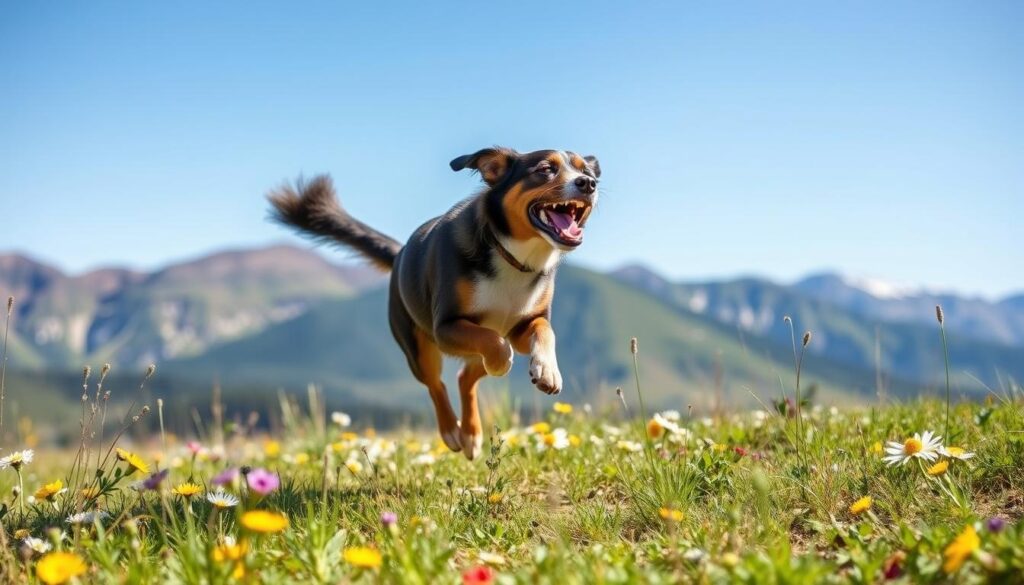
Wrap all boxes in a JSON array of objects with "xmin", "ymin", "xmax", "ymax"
[
  {"xmin": 583, "ymin": 155, "xmax": 601, "ymax": 178},
  {"xmin": 450, "ymin": 147, "xmax": 519, "ymax": 185}
]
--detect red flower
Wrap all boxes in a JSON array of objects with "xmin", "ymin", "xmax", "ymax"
[
  {"xmin": 462, "ymin": 566, "xmax": 494, "ymax": 585},
  {"xmin": 733, "ymin": 446, "xmax": 748, "ymax": 457}
]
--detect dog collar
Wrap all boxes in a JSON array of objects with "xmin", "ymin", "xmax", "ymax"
[{"xmin": 483, "ymin": 227, "xmax": 533, "ymax": 273}]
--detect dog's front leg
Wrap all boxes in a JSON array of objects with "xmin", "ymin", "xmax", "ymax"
[
  {"xmin": 434, "ymin": 319, "xmax": 513, "ymax": 376},
  {"xmin": 510, "ymin": 316, "xmax": 562, "ymax": 395}
]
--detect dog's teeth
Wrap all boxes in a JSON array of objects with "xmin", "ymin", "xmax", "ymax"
[{"xmin": 539, "ymin": 210, "xmax": 549, "ymax": 223}]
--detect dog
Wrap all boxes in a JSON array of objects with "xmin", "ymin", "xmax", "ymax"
[{"xmin": 268, "ymin": 147, "xmax": 600, "ymax": 460}]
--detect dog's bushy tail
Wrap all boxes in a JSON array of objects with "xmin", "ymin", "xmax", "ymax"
[{"xmin": 268, "ymin": 175, "xmax": 402, "ymax": 271}]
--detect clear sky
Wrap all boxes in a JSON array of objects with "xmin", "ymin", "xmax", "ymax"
[{"xmin": 2, "ymin": 2, "xmax": 1021, "ymax": 297}]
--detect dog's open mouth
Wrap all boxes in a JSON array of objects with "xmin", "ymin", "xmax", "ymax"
[{"xmin": 529, "ymin": 199, "xmax": 592, "ymax": 247}]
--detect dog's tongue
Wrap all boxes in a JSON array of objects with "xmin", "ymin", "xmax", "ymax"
[{"xmin": 549, "ymin": 210, "xmax": 583, "ymax": 238}]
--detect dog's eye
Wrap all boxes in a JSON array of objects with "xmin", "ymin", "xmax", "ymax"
[{"xmin": 534, "ymin": 163, "xmax": 557, "ymax": 175}]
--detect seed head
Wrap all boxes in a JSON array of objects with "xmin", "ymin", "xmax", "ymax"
[
  {"xmin": 783, "ymin": 315, "xmax": 792, "ymax": 324},
  {"xmin": 82, "ymin": 366, "xmax": 91, "ymax": 381},
  {"xmin": 5, "ymin": 296, "xmax": 12, "ymax": 314},
  {"xmin": 101, "ymin": 363, "xmax": 111, "ymax": 376},
  {"xmin": 145, "ymin": 364, "xmax": 156, "ymax": 378},
  {"xmin": 630, "ymin": 338, "xmax": 638, "ymax": 355},
  {"xmin": 935, "ymin": 305, "xmax": 944, "ymax": 325},
  {"xmin": 802, "ymin": 331, "xmax": 812, "ymax": 347}
]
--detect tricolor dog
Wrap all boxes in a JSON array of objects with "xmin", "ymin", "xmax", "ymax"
[{"xmin": 268, "ymin": 147, "xmax": 600, "ymax": 459}]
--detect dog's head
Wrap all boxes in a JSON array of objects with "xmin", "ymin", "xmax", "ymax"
[{"xmin": 450, "ymin": 147, "xmax": 600, "ymax": 251}]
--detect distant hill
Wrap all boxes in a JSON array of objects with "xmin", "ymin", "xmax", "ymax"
[{"xmin": 2, "ymin": 247, "xmax": 1021, "ymax": 433}]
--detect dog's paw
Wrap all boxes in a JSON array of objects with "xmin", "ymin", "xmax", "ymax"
[
  {"xmin": 440, "ymin": 426, "xmax": 462, "ymax": 452},
  {"xmin": 529, "ymin": 352, "xmax": 563, "ymax": 395},
  {"xmin": 460, "ymin": 430, "xmax": 483, "ymax": 461},
  {"xmin": 483, "ymin": 340, "xmax": 514, "ymax": 377}
]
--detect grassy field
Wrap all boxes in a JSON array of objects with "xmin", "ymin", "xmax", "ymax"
[{"xmin": 0, "ymin": 349, "xmax": 1022, "ymax": 584}]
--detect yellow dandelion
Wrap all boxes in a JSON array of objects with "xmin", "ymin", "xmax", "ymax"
[
  {"xmin": 36, "ymin": 551, "xmax": 88, "ymax": 585},
  {"xmin": 569, "ymin": 434, "xmax": 582, "ymax": 447},
  {"xmin": 553, "ymin": 402, "xmax": 573, "ymax": 414},
  {"xmin": 292, "ymin": 453, "xmax": 310, "ymax": 465},
  {"xmin": 341, "ymin": 431, "xmax": 359, "ymax": 441},
  {"xmin": 488, "ymin": 493, "xmax": 503, "ymax": 504},
  {"xmin": 35, "ymin": 479, "xmax": 64, "ymax": 501},
  {"xmin": 345, "ymin": 460, "xmax": 363, "ymax": 474},
  {"xmin": 659, "ymin": 507, "xmax": 684, "ymax": 522},
  {"xmin": 848, "ymin": 496, "xmax": 872, "ymax": 516},
  {"xmin": 647, "ymin": 418, "xmax": 664, "ymax": 439},
  {"xmin": 263, "ymin": 440, "xmax": 280, "ymax": 458},
  {"xmin": 240, "ymin": 510, "xmax": 289, "ymax": 533},
  {"xmin": 343, "ymin": 546, "xmax": 383, "ymax": 569},
  {"xmin": 172, "ymin": 482, "xmax": 203, "ymax": 498},
  {"xmin": 529, "ymin": 422, "xmax": 551, "ymax": 434},
  {"xmin": 869, "ymin": 441, "xmax": 883, "ymax": 455},
  {"xmin": 927, "ymin": 460, "xmax": 949, "ymax": 476},
  {"xmin": 943, "ymin": 525, "xmax": 980, "ymax": 573},
  {"xmin": 212, "ymin": 541, "xmax": 246, "ymax": 579},
  {"xmin": 115, "ymin": 448, "xmax": 150, "ymax": 474}
]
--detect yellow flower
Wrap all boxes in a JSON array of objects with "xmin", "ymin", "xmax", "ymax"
[
  {"xmin": 13, "ymin": 528, "xmax": 30, "ymax": 539},
  {"xmin": 80, "ymin": 486, "xmax": 100, "ymax": 500},
  {"xmin": 292, "ymin": 453, "xmax": 310, "ymax": 465},
  {"xmin": 647, "ymin": 418, "xmax": 664, "ymax": 439},
  {"xmin": 240, "ymin": 510, "xmax": 289, "ymax": 533},
  {"xmin": 115, "ymin": 448, "xmax": 150, "ymax": 474},
  {"xmin": 927, "ymin": 460, "xmax": 949, "ymax": 476},
  {"xmin": 712, "ymin": 443, "xmax": 727, "ymax": 453},
  {"xmin": 35, "ymin": 479, "xmax": 64, "ymax": 501},
  {"xmin": 553, "ymin": 402, "xmax": 573, "ymax": 414},
  {"xmin": 529, "ymin": 422, "xmax": 551, "ymax": 434},
  {"xmin": 848, "ymin": 496, "xmax": 872, "ymax": 516},
  {"xmin": 212, "ymin": 541, "xmax": 246, "ymax": 579},
  {"xmin": 869, "ymin": 441, "xmax": 883, "ymax": 455},
  {"xmin": 488, "ymin": 493, "xmax": 503, "ymax": 504},
  {"xmin": 36, "ymin": 551, "xmax": 88, "ymax": 585},
  {"xmin": 345, "ymin": 460, "xmax": 363, "ymax": 474},
  {"xmin": 172, "ymin": 482, "xmax": 203, "ymax": 498},
  {"xmin": 943, "ymin": 525, "xmax": 980, "ymax": 573},
  {"xmin": 341, "ymin": 431, "xmax": 359, "ymax": 441},
  {"xmin": 343, "ymin": 546, "xmax": 383, "ymax": 569},
  {"xmin": 569, "ymin": 434, "xmax": 581, "ymax": 447},
  {"xmin": 941, "ymin": 446, "xmax": 976, "ymax": 461},
  {"xmin": 659, "ymin": 507, "xmax": 684, "ymax": 522},
  {"xmin": 263, "ymin": 440, "xmax": 280, "ymax": 458}
]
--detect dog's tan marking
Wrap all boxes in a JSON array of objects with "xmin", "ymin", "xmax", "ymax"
[
  {"xmin": 509, "ymin": 315, "xmax": 561, "ymax": 394},
  {"xmin": 413, "ymin": 327, "xmax": 462, "ymax": 451},
  {"xmin": 434, "ymin": 319, "xmax": 513, "ymax": 377},
  {"xmin": 457, "ymin": 359, "xmax": 487, "ymax": 460}
]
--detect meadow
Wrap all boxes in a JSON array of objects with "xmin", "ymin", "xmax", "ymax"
[{"xmin": 0, "ymin": 327, "xmax": 1022, "ymax": 583}]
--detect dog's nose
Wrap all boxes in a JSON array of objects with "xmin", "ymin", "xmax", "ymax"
[{"xmin": 574, "ymin": 176, "xmax": 597, "ymax": 194}]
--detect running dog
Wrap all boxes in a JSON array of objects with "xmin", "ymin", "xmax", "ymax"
[{"xmin": 268, "ymin": 146, "xmax": 600, "ymax": 459}]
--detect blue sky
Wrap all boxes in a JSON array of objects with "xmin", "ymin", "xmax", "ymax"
[{"xmin": 2, "ymin": 2, "xmax": 1021, "ymax": 297}]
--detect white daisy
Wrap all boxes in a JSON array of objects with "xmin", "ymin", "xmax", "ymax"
[
  {"xmin": 22, "ymin": 536, "xmax": 51, "ymax": 554},
  {"xmin": 883, "ymin": 430, "xmax": 942, "ymax": 466},
  {"xmin": 412, "ymin": 453, "xmax": 436, "ymax": 466},
  {"xmin": 537, "ymin": 428, "xmax": 570, "ymax": 451},
  {"xmin": 0, "ymin": 449, "xmax": 34, "ymax": 470},
  {"xmin": 940, "ymin": 446, "xmax": 975, "ymax": 460},
  {"xmin": 616, "ymin": 440, "xmax": 643, "ymax": 453},
  {"xmin": 67, "ymin": 510, "xmax": 110, "ymax": 525},
  {"xmin": 206, "ymin": 490, "xmax": 239, "ymax": 509},
  {"xmin": 331, "ymin": 411, "xmax": 352, "ymax": 427}
]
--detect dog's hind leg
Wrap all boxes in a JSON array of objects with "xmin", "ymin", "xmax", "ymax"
[
  {"xmin": 411, "ymin": 328, "xmax": 462, "ymax": 453},
  {"xmin": 457, "ymin": 358, "xmax": 487, "ymax": 461}
]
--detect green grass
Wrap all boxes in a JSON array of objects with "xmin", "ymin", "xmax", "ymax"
[{"xmin": 0, "ymin": 375, "xmax": 1022, "ymax": 583}]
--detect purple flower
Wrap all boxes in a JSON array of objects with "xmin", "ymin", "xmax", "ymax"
[
  {"xmin": 141, "ymin": 469, "xmax": 169, "ymax": 491},
  {"xmin": 246, "ymin": 468, "xmax": 280, "ymax": 496},
  {"xmin": 380, "ymin": 511, "xmax": 397, "ymax": 527},
  {"xmin": 987, "ymin": 517, "xmax": 1007, "ymax": 533},
  {"xmin": 211, "ymin": 467, "xmax": 240, "ymax": 487}
]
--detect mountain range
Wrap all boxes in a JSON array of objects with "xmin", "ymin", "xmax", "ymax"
[{"xmin": 1, "ymin": 246, "xmax": 1021, "ymax": 429}]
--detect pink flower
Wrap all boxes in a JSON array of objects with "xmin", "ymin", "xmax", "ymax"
[
  {"xmin": 462, "ymin": 566, "xmax": 494, "ymax": 585},
  {"xmin": 246, "ymin": 468, "xmax": 280, "ymax": 495},
  {"xmin": 186, "ymin": 441, "xmax": 202, "ymax": 455}
]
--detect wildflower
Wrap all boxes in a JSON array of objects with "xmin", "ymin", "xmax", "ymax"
[
  {"xmin": 186, "ymin": 441, "xmax": 203, "ymax": 455},
  {"xmin": 206, "ymin": 490, "xmax": 239, "ymax": 509},
  {"xmin": 343, "ymin": 546, "xmax": 383, "ymax": 569},
  {"xmin": 462, "ymin": 565, "xmax": 495, "ymax": 585},
  {"xmin": 345, "ymin": 459, "xmax": 364, "ymax": 474},
  {"xmin": 14, "ymin": 528, "xmax": 30, "ymax": 539},
  {"xmin": 115, "ymin": 448, "xmax": 150, "ymax": 474},
  {"xmin": 332, "ymin": 411, "xmax": 353, "ymax": 427},
  {"xmin": 477, "ymin": 551, "xmax": 506, "ymax": 566},
  {"xmin": 553, "ymin": 401, "xmax": 573, "ymax": 414},
  {"xmin": 684, "ymin": 548, "xmax": 707, "ymax": 563},
  {"xmin": 883, "ymin": 431, "xmax": 941, "ymax": 466},
  {"xmin": 488, "ymin": 493, "xmax": 503, "ymax": 504},
  {"xmin": 616, "ymin": 440, "xmax": 643, "ymax": 453},
  {"xmin": 569, "ymin": 434, "xmax": 581, "ymax": 447},
  {"xmin": 263, "ymin": 440, "xmax": 281, "ymax": 458},
  {"xmin": 291, "ymin": 452, "xmax": 310, "ymax": 465},
  {"xmin": 538, "ymin": 428, "xmax": 570, "ymax": 451},
  {"xmin": 35, "ymin": 480, "xmax": 65, "ymax": 501},
  {"xmin": 647, "ymin": 418, "xmax": 664, "ymax": 439},
  {"xmin": 172, "ymin": 482, "xmax": 203, "ymax": 498},
  {"xmin": 883, "ymin": 551, "xmax": 906, "ymax": 580},
  {"xmin": 211, "ymin": 467, "xmax": 240, "ymax": 487},
  {"xmin": 986, "ymin": 517, "xmax": 1006, "ymax": 533},
  {"xmin": 927, "ymin": 460, "xmax": 949, "ymax": 476},
  {"xmin": 659, "ymin": 507, "xmax": 684, "ymax": 522},
  {"xmin": 412, "ymin": 453, "xmax": 436, "ymax": 466},
  {"xmin": 67, "ymin": 510, "xmax": 109, "ymax": 525},
  {"xmin": 36, "ymin": 551, "xmax": 88, "ymax": 585},
  {"xmin": 22, "ymin": 536, "xmax": 52, "ymax": 554},
  {"xmin": 869, "ymin": 441, "xmax": 883, "ymax": 455},
  {"xmin": 0, "ymin": 449, "xmax": 34, "ymax": 470},
  {"xmin": 940, "ymin": 446, "xmax": 975, "ymax": 461},
  {"xmin": 341, "ymin": 431, "xmax": 359, "ymax": 441},
  {"xmin": 380, "ymin": 511, "xmax": 397, "ymax": 527},
  {"xmin": 942, "ymin": 525, "xmax": 980, "ymax": 573},
  {"xmin": 241, "ymin": 510, "xmax": 289, "ymax": 533},
  {"xmin": 849, "ymin": 496, "xmax": 872, "ymax": 516},
  {"xmin": 246, "ymin": 468, "xmax": 280, "ymax": 495},
  {"xmin": 213, "ymin": 540, "xmax": 246, "ymax": 562},
  {"xmin": 526, "ymin": 422, "xmax": 550, "ymax": 435},
  {"xmin": 141, "ymin": 469, "xmax": 170, "ymax": 491},
  {"xmin": 79, "ymin": 486, "xmax": 101, "ymax": 500}
]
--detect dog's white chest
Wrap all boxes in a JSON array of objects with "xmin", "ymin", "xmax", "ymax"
[{"xmin": 471, "ymin": 271, "xmax": 545, "ymax": 335}]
